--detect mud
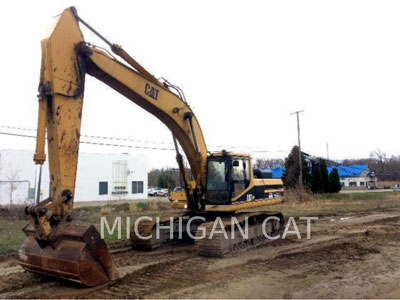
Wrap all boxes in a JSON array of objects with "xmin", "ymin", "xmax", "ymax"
[{"xmin": 0, "ymin": 209, "xmax": 399, "ymax": 299}]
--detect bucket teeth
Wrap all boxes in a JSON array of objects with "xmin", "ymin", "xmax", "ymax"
[{"xmin": 19, "ymin": 223, "xmax": 118, "ymax": 287}]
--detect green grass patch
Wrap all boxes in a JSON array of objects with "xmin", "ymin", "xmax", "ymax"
[
  {"xmin": 0, "ymin": 218, "xmax": 28, "ymax": 253},
  {"xmin": 135, "ymin": 202, "xmax": 149, "ymax": 211}
]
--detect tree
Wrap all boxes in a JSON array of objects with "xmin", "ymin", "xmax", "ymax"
[
  {"xmin": 329, "ymin": 168, "xmax": 341, "ymax": 193},
  {"xmin": 148, "ymin": 168, "xmax": 181, "ymax": 189},
  {"xmin": 310, "ymin": 162, "xmax": 323, "ymax": 193},
  {"xmin": 343, "ymin": 152, "xmax": 400, "ymax": 181},
  {"xmin": 157, "ymin": 173, "xmax": 176, "ymax": 189},
  {"xmin": 370, "ymin": 149, "xmax": 387, "ymax": 173},
  {"xmin": 7, "ymin": 167, "xmax": 21, "ymax": 209},
  {"xmin": 319, "ymin": 159, "xmax": 330, "ymax": 193},
  {"xmin": 254, "ymin": 158, "xmax": 284, "ymax": 169},
  {"xmin": 282, "ymin": 146, "xmax": 311, "ymax": 189}
]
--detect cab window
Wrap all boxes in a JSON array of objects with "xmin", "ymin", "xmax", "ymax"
[{"xmin": 231, "ymin": 158, "xmax": 250, "ymax": 197}]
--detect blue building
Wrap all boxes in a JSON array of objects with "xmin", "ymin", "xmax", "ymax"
[
  {"xmin": 327, "ymin": 164, "xmax": 377, "ymax": 189},
  {"xmin": 264, "ymin": 164, "xmax": 377, "ymax": 189}
]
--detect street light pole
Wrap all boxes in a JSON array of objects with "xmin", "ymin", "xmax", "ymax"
[{"xmin": 290, "ymin": 110, "xmax": 304, "ymax": 187}]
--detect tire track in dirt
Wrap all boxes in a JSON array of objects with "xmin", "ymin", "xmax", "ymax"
[
  {"xmin": 0, "ymin": 220, "xmax": 336, "ymax": 298},
  {"xmin": 158, "ymin": 212, "xmax": 400, "ymax": 299},
  {"xmin": 70, "ymin": 229, "xmax": 366, "ymax": 298},
  {"xmin": 1, "ymin": 210, "xmax": 399, "ymax": 299}
]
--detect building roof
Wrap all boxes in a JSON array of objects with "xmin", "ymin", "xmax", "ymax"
[
  {"xmin": 263, "ymin": 167, "xmax": 285, "ymax": 179},
  {"xmin": 327, "ymin": 164, "xmax": 369, "ymax": 177},
  {"xmin": 263, "ymin": 164, "xmax": 370, "ymax": 179}
]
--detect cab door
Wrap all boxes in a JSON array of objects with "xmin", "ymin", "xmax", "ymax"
[{"xmin": 231, "ymin": 157, "xmax": 250, "ymax": 198}]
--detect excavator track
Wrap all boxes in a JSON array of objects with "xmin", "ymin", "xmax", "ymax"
[
  {"xmin": 195, "ymin": 212, "xmax": 284, "ymax": 257},
  {"xmin": 131, "ymin": 211, "xmax": 284, "ymax": 257},
  {"xmin": 130, "ymin": 212, "xmax": 192, "ymax": 250}
]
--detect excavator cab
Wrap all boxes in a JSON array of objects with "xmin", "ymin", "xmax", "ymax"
[{"xmin": 205, "ymin": 153, "xmax": 251, "ymax": 205}]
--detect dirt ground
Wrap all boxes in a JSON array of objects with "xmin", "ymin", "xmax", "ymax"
[{"xmin": 0, "ymin": 208, "xmax": 399, "ymax": 299}]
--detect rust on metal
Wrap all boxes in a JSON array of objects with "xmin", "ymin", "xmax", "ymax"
[{"xmin": 19, "ymin": 223, "xmax": 118, "ymax": 287}]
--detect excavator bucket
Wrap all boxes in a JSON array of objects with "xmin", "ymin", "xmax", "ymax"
[{"xmin": 19, "ymin": 223, "xmax": 118, "ymax": 287}]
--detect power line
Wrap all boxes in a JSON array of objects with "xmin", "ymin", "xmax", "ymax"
[
  {"xmin": 0, "ymin": 125, "xmax": 172, "ymax": 145},
  {"xmin": 0, "ymin": 131, "xmax": 175, "ymax": 151},
  {"xmin": 0, "ymin": 125, "xmax": 290, "ymax": 154},
  {"xmin": 0, "ymin": 131, "xmax": 289, "ymax": 154}
]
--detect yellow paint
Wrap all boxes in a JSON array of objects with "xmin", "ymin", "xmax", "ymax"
[
  {"xmin": 170, "ymin": 201, "xmax": 187, "ymax": 209},
  {"xmin": 205, "ymin": 197, "xmax": 284, "ymax": 212}
]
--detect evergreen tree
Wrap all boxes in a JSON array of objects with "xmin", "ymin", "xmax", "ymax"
[
  {"xmin": 329, "ymin": 168, "xmax": 341, "ymax": 193},
  {"xmin": 283, "ymin": 145, "xmax": 311, "ymax": 189},
  {"xmin": 319, "ymin": 159, "xmax": 330, "ymax": 193},
  {"xmin": 302, "ymin": 158, "xmax": 312, "ymax": 189},
  {"xmin": 149, "ymin": 168, "xmax": 180, "ymax": 189},
  {"xmin": 310, "ymin": 162, "xmax": 323, "ymax": 193},
  {"xmin": 157, "ymin": 173, "xmax": 176, "ymax": 189},
  {"xmin": 282, "ymin": 146, "xmax": 298, "ymax": 188}
]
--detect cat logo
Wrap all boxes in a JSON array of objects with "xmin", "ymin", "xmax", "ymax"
[{"xmin": 144, "ymin": 83, "xmax": 159, "ymax": 100}]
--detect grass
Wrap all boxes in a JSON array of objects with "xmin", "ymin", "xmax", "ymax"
[
  {"xmin": 0, "ymin": 200, "xmax": 175, "ymax": 253},
  {"xmin": 1, "ymin": 192, "xmax": 400, "ymax": 253},
  {"xmin": 273, "ymin": 190, "xmax": 400, "ymax": 218},
  {"xmin": 0, "ymin": 218, "xmax": 28, "ymax": 253}
]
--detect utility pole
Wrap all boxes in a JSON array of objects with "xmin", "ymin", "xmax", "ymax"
[
  {"xmin": 290, "ymin": 110, "xmax": 304, "ymax": 187},
  {"xmin": 326, "ymin": 142, "xmax": 329, "ymax": 161}
]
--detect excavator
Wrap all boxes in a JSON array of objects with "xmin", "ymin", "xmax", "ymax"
[{"xmin": 19, "ymin": 7, "xmax": 285, "ymax": 287}]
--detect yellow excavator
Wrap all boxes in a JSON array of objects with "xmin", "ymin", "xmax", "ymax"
[{"xmin": 19, "ymin": 7, "xmax": 284, "ymax": 287}]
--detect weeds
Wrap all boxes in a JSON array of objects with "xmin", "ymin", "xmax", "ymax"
[
  {"xmin": 130, "ymin": 200, "xmax": 170, "ymax": 212},
  {"xmin": 0, "ymin": 205, "xmax": 29, "ymax": 220}
]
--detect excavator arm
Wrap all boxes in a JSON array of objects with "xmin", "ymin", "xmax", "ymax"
[
  {"xmin": 21, "ymin": 7, "xmax": 208, "ymax": 286},
  {"xmin": 33, "ymin": 7, "xmax": 207, "ymax": 226}
]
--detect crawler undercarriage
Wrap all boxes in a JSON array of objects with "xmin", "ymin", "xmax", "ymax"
[{"xmin": 131, "ymin": 211, "xmax": 284, "ymax": 256}]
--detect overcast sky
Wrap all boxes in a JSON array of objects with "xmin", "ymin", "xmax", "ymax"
[{"xmin": 1, "ymin": 0, "xmax": 399, "ymax": 169}]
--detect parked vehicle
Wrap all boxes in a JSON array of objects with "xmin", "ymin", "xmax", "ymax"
[
  {"xmin": 147, "ymin": 188, "xmax": 158, "ymax": 197},
  {"xmin": 148, "ymin": 188, "xmax": 168, "ymax": 197},
  {"xmin": 155, "ymin": 188, "xmax": 168, "ymax": 197}
]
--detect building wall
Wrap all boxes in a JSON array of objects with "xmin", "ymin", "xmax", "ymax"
[
  {"xmin": 75, "ymin": 152, "xmax": 148, "ymax": 202},
  {"xmin": 0, "ymin": 149, "xmax": 148, "ymax": 205},
  {"xmin": 340, "ymin": 176, "xmax": 377, "ymax": 189}
]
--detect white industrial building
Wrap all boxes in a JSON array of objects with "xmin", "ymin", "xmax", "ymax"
[{"xmin": 0, "ymin": 149, "xmax": 148, "ymax": 205}]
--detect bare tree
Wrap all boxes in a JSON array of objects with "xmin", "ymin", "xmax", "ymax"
[
  {"xmin": 370, "ymin": 149, "xmax": 387, "ymax": 173},
  {"xmin": 6, "ymin": 167, "xmax": 21, "ymax": 209},
  {"xmin": 342, "ymin": 152, "xmax": 400, "ymax": 181},
  {"xmin": 254, "ymin": 157, "xmax": 284, "ymax": 169}
]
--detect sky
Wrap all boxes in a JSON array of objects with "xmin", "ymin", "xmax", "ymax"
[{"xmin": 1, "ymin": 0, "xmax": 400, "ymax": 169}]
